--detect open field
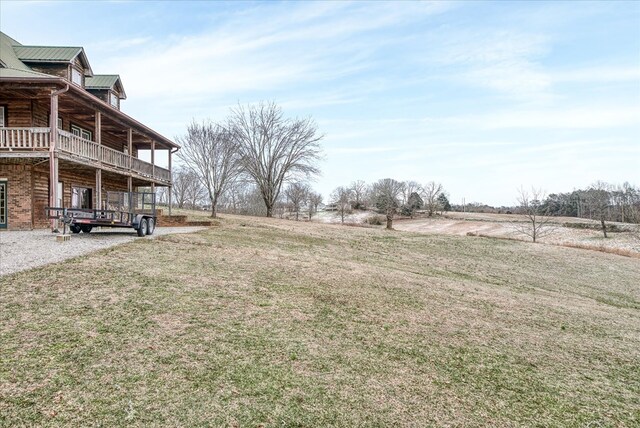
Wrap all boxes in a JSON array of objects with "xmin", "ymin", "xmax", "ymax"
[
  {"xmin": 394, "ymin": 213, "xmax": 640, "ymax": 257},
  {"xmin": 308, "ymin": 208, "xmax": 640, "ymax": 257},
  {"xmin": 1, "ymin": 214, "xmax": 639, "ymax": 426}
]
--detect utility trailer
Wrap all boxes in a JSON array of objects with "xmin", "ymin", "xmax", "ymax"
[{"xmin": 46, "ymin": 191, "xmax": 157, "ymax": 237}]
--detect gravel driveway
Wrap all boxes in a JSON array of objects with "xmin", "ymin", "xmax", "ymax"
[{"xmin": 0, "ymin": 227, "xmax": 207, "ymax": 276}]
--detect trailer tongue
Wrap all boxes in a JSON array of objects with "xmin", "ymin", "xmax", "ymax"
[{"xmin": 46, "ymin": 191, "xmax": 157, "ymax": 237}]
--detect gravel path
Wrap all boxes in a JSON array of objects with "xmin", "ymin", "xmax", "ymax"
[{"xmin": 0, "ymin": 227, "xmax": 207, "ymax": 276}]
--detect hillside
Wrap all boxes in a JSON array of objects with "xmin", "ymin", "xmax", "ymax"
[{"xmin": 1, "ymin": 215, "xmax": 639, "ymax": 426}]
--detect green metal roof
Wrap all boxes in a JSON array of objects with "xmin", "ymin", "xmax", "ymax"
[
  {"xmin": 13, "ymin": 45, "xmax": 83, "ymax": 62},
  {"xmin": 0, "ymin": 67, "xmax": 57, "ymax": 79},
  {"xmin": 85, "ymin": 74, "xmax": 127, "ymax": 99},
  {"xmin": 0, "ymin": 32, "xmax": 31, "ymax": 71},
  {"xmin": 85, "ymin": 74, "xmax": 118, "ymax": 88}
]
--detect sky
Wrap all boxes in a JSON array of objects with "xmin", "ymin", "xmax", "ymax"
[{"xmin": 1, "ymin": 0, "xmax": 639, "ymax": 206}]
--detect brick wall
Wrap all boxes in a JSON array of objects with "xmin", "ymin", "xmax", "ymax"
[{"xmin": 0, "ymin": 164, "xmax": 33, "ymax": 230}]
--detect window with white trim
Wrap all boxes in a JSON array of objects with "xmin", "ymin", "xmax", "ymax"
[
  {"xmin": 71, "ymin": 68, "xmax": 82, "ymax": 86},
  {"xmin": 109, "ymin": 92, "xmax": 119, "ymax": 108},
  {"xmin": 0, "ymin": 106, "xmax": 5, "ymax": 127},
  {"xmin": 71, "ymin": 124, "xmax": 92, "ymax": 141}
]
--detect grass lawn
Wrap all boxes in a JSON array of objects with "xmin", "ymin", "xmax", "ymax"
[{"xmin": 1, "ymin": 215, "xmax": 639, "ymax": 426}]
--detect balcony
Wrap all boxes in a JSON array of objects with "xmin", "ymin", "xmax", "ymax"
[{"xmin": 0, "ymin": 127, "xmax": 171, "ymax": 185}]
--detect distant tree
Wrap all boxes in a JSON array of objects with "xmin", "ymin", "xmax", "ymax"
[
  {"xmin": 512, "ymin": 187, "xmax": 555, "ymax": 243},
  {"xmin": 402, "ymin": 181, "xmax": 422, "ymax": 208},
  {"xmin": 403, "ymin": 192, "xmax": 423, "ymax": 218},
  {"xmin": 422, "ymin": 181, "xmax": 444, "ymax": 217},
  {"xmin": 177, "ymin": 120, "xmax": 240, "ymax": 218},
  {"xmin": 586, "ymin": 181, "xmax": 612, "ymax": 238},
  {"xmin": 331, "ymin": 186, "xmax": 353, "ymax": 224},
  {"xmin": 350, "ymin": 180, "xmax": 368, "ymax": 209},
  {"xmin": 308, "ymin": 191, "xmax": 323, "ymax": 220},
  {"xmin": 437, "ymin": 193, "xmax": 451, "ymax": 213},
  {"xmin": 230, "ymin": 101, "xmax": 323, "ymax": 218},
  {"xmin": 372, "ymin": 178, "xmax": 405, "ymax": 229},
  {"xmin": 285, "ymin": 182, "xmax": 309, "ymax": 221}
]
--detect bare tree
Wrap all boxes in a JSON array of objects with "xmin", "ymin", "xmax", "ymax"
[
  {"xmin": 422, "ymin": 181, "xmax": 444, "ymax": 217},
  {"xmin": 308, "ymin": 191, "xmax": 323, "ymax": 220},
  {"xmin": 230, "ymin": 102, "xmax": 323, "ymax": 217},
  {"xmin": 350, "ymin": 180, "xmax": 368, "ymax": 209},
  {"xmin": 285, "ymin": 182, "xmax": 309, "ymax": 221},
  {"xmin": 176, "ymin": 120, "xmax": 240, "ymax": 218},
  {"xmin": 512, "ymin": 187, "xmax": 555, "ymax": 243},
  {"xmin": 331, "ymin": 186, "xmax": 353, "ymax": 224},
  {"xmin": 372, "ymin": 178, "xmax": 405, "ymax": 229},
  {"xmin": 171, "ymin": 167, "xmax": 192, "ymax": 209},
  {"xmin": 587, "ymin": 181, "xmax": 612, "ymax": 238}
]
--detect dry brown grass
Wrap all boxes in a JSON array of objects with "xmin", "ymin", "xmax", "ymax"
[{"xmin": 1, "ymin": 214, "xmax": 639, "ymax": 426}]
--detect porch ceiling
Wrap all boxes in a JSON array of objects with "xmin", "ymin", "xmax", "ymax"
[{"xmin": 0, "ymin": 79, "xmax": 178, "ymax": 151}]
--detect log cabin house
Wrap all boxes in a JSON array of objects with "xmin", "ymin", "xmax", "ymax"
[{"xmin": 0, "ymin": 31, "xmax": 178, "ymax": 230}]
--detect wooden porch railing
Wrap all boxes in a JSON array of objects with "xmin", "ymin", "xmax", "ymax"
[
  {"xmin": 131, "ymin": 157, "xmax": 154, "ymax": 177},
  {"xmin": 100, "ymin": 145, "xmax": 129, "ymax": 170},
  {"xmin": 0, "ymin": 127, "xmax": 171, "ymax": 184},
  {"xmin": 154, "ymin": 166, "xmax": 172, "ymax": 183},
  {"xmin": 0, "ymin": 127, "xmax": 50, "ymax": 150},
  {"xmin": 58, "ymin": 129, "xmax": 99, "ymax": 161}
]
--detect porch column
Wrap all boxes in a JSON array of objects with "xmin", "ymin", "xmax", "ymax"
[
  {"xmin": 128, "ymin": 128, "xmax": 133, "ymax": 193},
  {"xmin": 95, "ymin": 111, "xmax": 102, "ymax": 209},
  {"xmin": 168, "ymin": 149, "xmax": 172, "ymax": 215},
  {"xmin": 49, "ymin": 92, "xmax": 59, "ymax": 231},
  {"xmin": 151, "ymin": 140, "xmax": 156, "ymax": 178},
  {"xmin": 150, "ymin": 140, "xmax": 156, "ymax": 195},
  {"xmin": 95, "ymin": 169, "xmax": 102, "ymax": 210}
]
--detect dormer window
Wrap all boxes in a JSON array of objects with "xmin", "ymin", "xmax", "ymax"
[
  {"xmin": 109, "ymin": 92, "xmax": 119, "ymax": 108},
  {"xmin": 71, "ymin": 68, "xmax": 83, "ymax": 86}
]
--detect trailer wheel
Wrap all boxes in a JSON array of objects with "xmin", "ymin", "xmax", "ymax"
[
  {"xmin": 70, "ymin": 224, "xmax": 81, "ymax": 234},
  {"xmin": 146, "ymin": 218, "xmax": 155, "ymax": 236},
  {"xmin": 137, "ymin": 218, "xmax": 148, "ymax": 237},
  {"xmin": 80, "ymin": 225, "xmax": 92, "ymax": 233}
]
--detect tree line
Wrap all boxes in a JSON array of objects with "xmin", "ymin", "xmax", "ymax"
[{"xmin": 170, "ymin": 101, "xmax": 323, "ymax": 218}]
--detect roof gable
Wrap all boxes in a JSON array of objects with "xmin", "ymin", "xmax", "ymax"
[
  {"xmin": 13, "ymin": 45, "xmax": 93, "ymax": 76},
  {"xmin": 85, "ymin": 74, "xmax": 127, "ymax": 99}
]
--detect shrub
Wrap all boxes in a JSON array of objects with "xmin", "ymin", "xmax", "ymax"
[{"xmin": 364, "ymin": 215, "xmax": 385, "ymax": 226}]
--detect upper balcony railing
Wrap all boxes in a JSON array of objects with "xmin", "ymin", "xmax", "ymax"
[
  {"xmin": 0, "ymin": 127, "xmax": 171, "ymax": 184},
  {"xmin": 0, "ymin": 127, "xmax": 50, "ymax": 150}
]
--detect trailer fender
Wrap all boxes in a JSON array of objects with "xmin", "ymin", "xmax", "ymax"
[{"xmin": 133, "ymin": 214, "xmax": 146, "ymax": 230}]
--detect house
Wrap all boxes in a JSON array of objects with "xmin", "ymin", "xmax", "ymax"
[{"xmin": 0, "ymin": 32, "xmax": 178, "ymax": 230}]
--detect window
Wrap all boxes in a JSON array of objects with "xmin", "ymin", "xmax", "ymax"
[
  {"xmin": 71, "ymin": 186, "xmax": 92, "ymax": 209},
  {"xmin": 71, "ymin": 125, "xmax": 92, "ymax": 141},
  {"xmin": 57, "ymin": 117, "xmax": 63, "ymax": 129},
  {"xmin": 0, "ymin": 106, "xmax": 5, "ymax": 127},
  {"xmin": 71, "ymin": 68, "xmax": 82, "ymax": 86},
  {"xmin": 109, "ymin": 92, "xmax": 119, "ymax": 108}
]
